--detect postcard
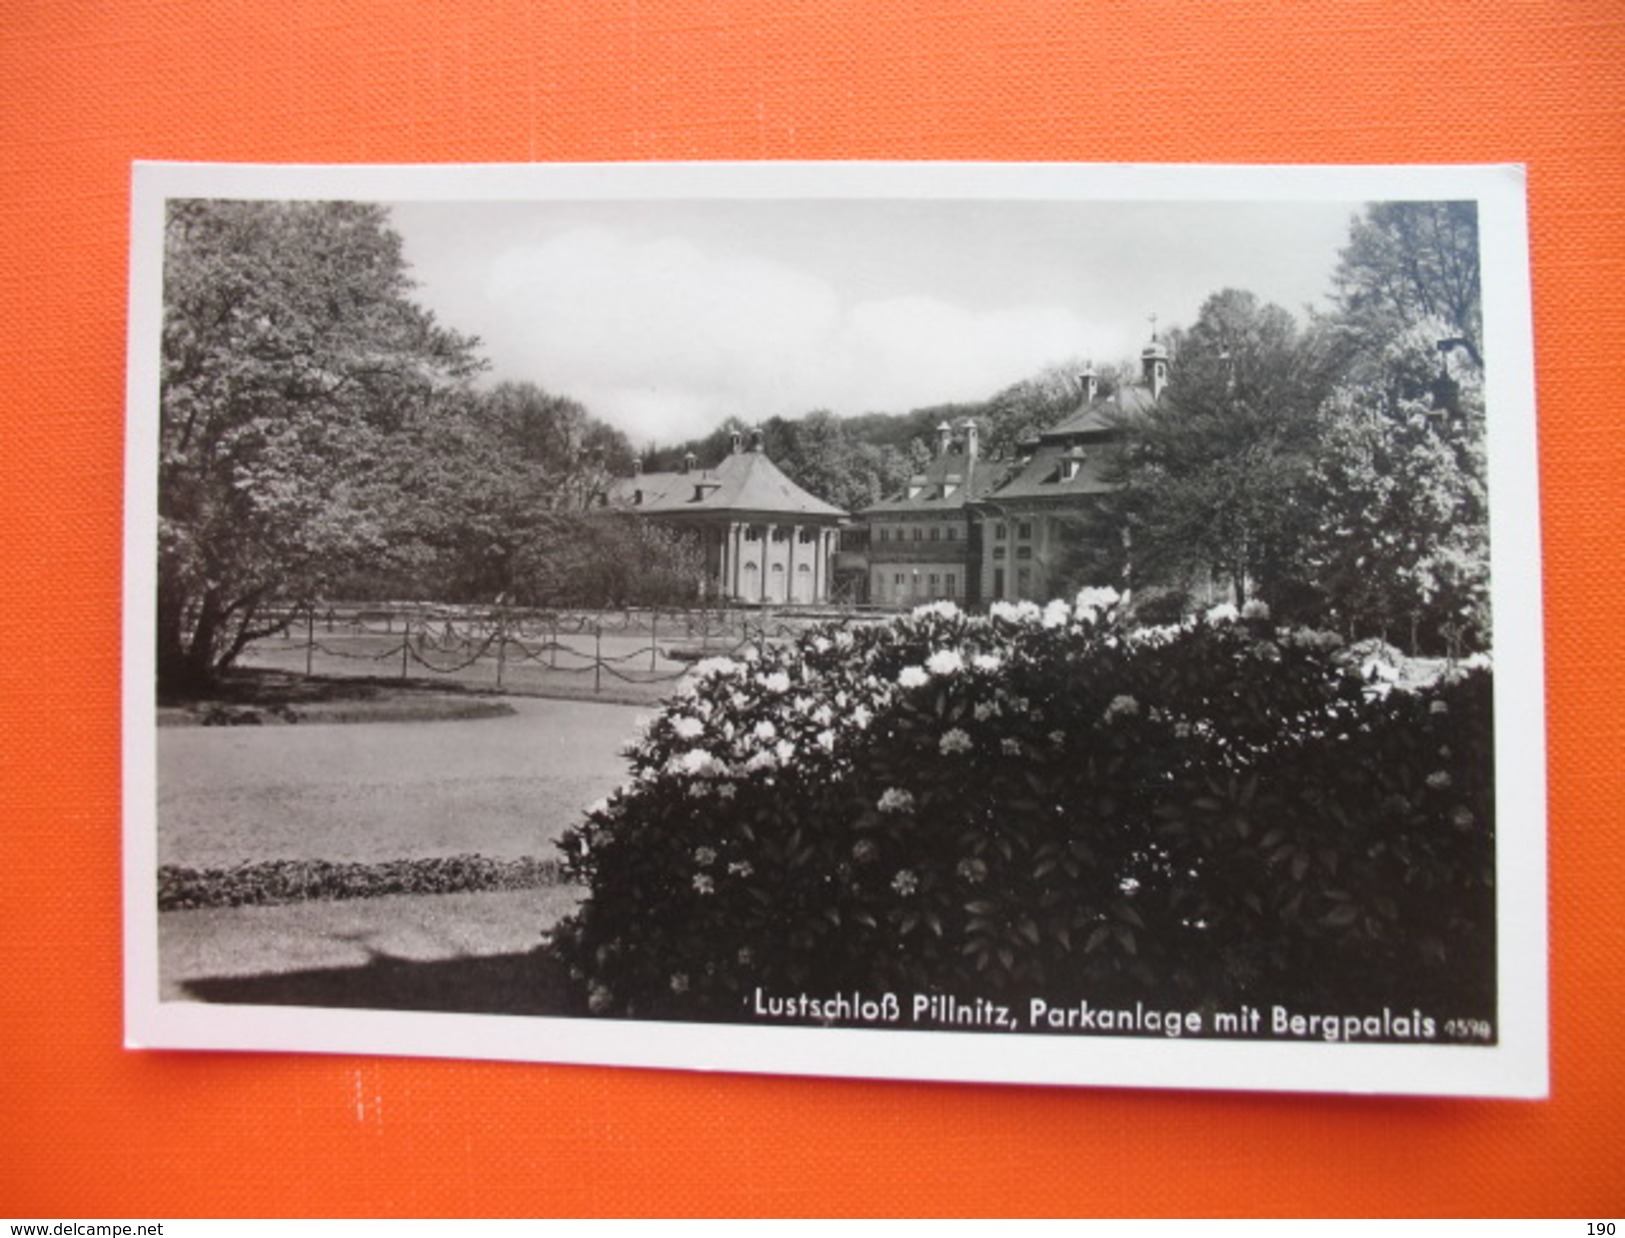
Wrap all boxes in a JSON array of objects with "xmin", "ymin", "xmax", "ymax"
[{"xmin": 125, "ymin": 161, "xmax": 1546, "ymax": 1096}]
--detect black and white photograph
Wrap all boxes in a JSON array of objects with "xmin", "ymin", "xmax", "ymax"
[{"xmin": 124, "ymin": 162, "xmax": 1546, "ymax": 1096}]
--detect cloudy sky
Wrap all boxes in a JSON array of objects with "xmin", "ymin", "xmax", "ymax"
[{"xmin": 388, "ymin": 197, "xmax": 1360, "ymax": 446}]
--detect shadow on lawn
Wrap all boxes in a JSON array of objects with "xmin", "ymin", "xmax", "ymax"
[{"xmin": 182, "ymin": 946, "xmax": 580, "ymax": 1017}]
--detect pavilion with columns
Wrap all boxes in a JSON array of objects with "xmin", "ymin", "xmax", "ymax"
[{"xmin": 606, "ymin": 430, "xmax": 847, "ymax": 605}]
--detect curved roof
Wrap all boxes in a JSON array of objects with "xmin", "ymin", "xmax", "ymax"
[{"xmin": 608, "ymin": 446, "xmax": 846, "ymax": 521}]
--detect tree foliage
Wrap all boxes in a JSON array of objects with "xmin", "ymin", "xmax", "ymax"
[
  {"xmin": 1334, "ymin": 201, "xmax": 1482, "ymax": 366},
  {"xmin": 158, "ymin": 199, "xmax": 482, "ymax": 690},
  {"xmin": 1107, "ymin": 290, "xmax": 1334, "ymax": 609}
]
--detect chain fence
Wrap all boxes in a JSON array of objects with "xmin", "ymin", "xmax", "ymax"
[{"xmin": 241, "ymin": 602, "xmax": 892, "ymax": 698}]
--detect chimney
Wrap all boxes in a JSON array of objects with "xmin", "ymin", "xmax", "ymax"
[
  {"xmin": 749, "ymin": 429, "xmax": 764, "ymax": 452},
  {"xmin": 935, "ymin": 420, "xmax": 953, "ymax": 458},
  {"xmin": 682, "ymin": 452, "xmax": 697, "ymax": 474},
  {"xmin": 633, "ymin": 458, "xmax": 643, "ymax": 476},
  {"xmin": 1081, "ymin": 362, "xmax": 1098, "ymax": 405},
  {"xmin": 729, "ymin": 430, "xmax": 743, "ymax": 454}
]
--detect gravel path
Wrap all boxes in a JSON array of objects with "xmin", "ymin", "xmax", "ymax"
[{"xmin": 158, "ymin": 696, "xmax": 649, "ymax": 867}]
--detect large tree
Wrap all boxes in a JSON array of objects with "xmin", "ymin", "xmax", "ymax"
[
  {"xmin": 157, "ymin": 199, "xmax": 482, "ymax": 691},
  {"xmin": 1108, "ymin": 290, "xmax": 1334, "ymax": 609},
  {"xmin": 1302, "ymin": 199, "xmax": 1490, "ymax": 651},
  {"xmin": 1334, "ymin": 200, "xmax": 1482, "ymax": 367},
  {"xmin": 380, "ymin": 381, "xmax": 650, "ymax": 606}
]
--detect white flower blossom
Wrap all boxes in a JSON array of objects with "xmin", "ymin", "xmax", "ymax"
[
  {"xmin": 774, "ymin": 738, "xmax": 796, "ymax": 764},
  {"xmin": 972, "ymin": 653, "xmax": 1003, "ymax": 672},
  {"xmin": 1042, "ymin": 599, "xmax": 1071, "ymax": 628},
  {"xmin": 1074, "ymin": 585, "xmax": 1121, "ymax": 617},
  {"xmin": 926, "ymin": 648, "xmax": 965, "ymax": 676},
  {"xmin": 693, "ymin": 846, "xmax": 717, "ymax": 866},
  {"xmin": 912, "ymin": 599, "xmax": 960, "ymax": 619},
  {"xmin": 691, "ymin": 874, "xmax": 714, "ymax": 896},
  {"xmin": 670, "ymin": 972, "xmax": 691, "ymax": 992},
  {"xmin": 816, "ymin": 729, "xmax": 836, "ymax": 752},
  {"xmin": 1241, "ymin": 599, "xmax": 1271, "ymax": 621},
  {"xmin": 898, "ymin": 665, "xmax": 930, "ymax": 689},
  {"xmin": 743, "ymin": 749, "xmax": 778, "ymax": 773},
  {"xmin": 668, "ymin": 749, "xmax": 720, "ymax": 778},
  {"xmin": 990, "ymin": 599, "xmax": 1041, "ymax": 624},
  {"xmin": 753, "ymin": 720, "xmax": 777, "ymax": 742},
  {"xmin": 939, "ymin": 728, "xmax": 973, "ymax": 755},
  {"xmin": 671, "ymin": 715, "xmax": 705, "ymax": 740},
  {"xmin": 1206, "ymin": 602, "xmax": 1240, "ymax": 624},
  {"xmin": 691, "ymin": 656, "xmax": 741, "ymax": 681},
  {"xmin": 1426, "ymin": 770, "xmax": 1453, "ymax": 790},
  {"xmin": 728, "ymin": 860, "xmax": 754, "ymax": 878},
  {"xmin": 852, "ymin": 705, "xmax": 873, "ymax": 730},
  {"xmin": 878, "ymin": 787, "xmax": 915, "ymax": 814},
  {"xmin": 1104, "ymin": 694, "xmax": 1140, "ymax": 722},
  {"xmin": 891, "ymin": 869, "xmax": 919, "ymax": 896},
  {"xmin": 1000, "ymin": 737, "xmax": 1022, "ymax": 756},
  {"xmin": 759, "ymin": 671, "xmax": 791, "ymax": 694},
  {"xmin": 973, "ymin": 700, "xmax": 1000, "ymax": 722}
]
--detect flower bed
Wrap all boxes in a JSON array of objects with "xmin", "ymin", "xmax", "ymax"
[{"xmin": 550, "ymin": 592, "xmax": 1495, "ymax": 1026}]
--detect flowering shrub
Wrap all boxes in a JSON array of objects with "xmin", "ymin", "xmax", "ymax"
[{"xmin": 550, "ymin": 591, "xmax": 1494, "ymax": 1024}]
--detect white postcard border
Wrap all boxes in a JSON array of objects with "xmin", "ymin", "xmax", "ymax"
[{"xmin": 124, "ymin": 160, "xmax": 1546, "ymax": 1097}]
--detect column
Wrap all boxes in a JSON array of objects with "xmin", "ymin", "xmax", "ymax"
[
  {"xmin": 717, "ymin": 524, "xmax": 731, "ymax": 600},
  {"xmin": 730, "ymin": 522, "xmax": 742, "ymax": 601},
  {"xmin": 787, "ymin": 524, "xmax": 799, "ymax": 604}
]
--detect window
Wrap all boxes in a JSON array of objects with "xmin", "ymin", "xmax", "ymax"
[
  {"xmin": 745, "ymin": 527, "xmax": 762, "ymax": 542},
  {"xmin": 878, "ymin": 527, "xmax": 889, "ymax": 543},
  {"xmin": 993, "ymin": 546, "xmax": 1006, "ymax": 560},
  {"xmin": 929, "ymin": 573, "xmax": 939, "ymax": 590},
  {"xmin": 929, "ymin": 527, "xmax": 940, "ymax": 541},
  {"xmin": 798, "ymin": 528, "xmax": 816, "ymax": 544},
  {"xmin": 912, "ymin": 527, "xmax": 923, "ymax": 541},
  {"xmin": 1016, "ymin": 546, "xmax": 1033, "ymax": 561},
  {"xmin": 946, "ymin": 526, "xmax": 958, "ymax": 541},
  {"xmin": 771, "ymin": 526, "xmax": 789, "ymax": 543},
  {"xmin": 945, "ymin": 573, "xmax": 957, "ymax": 596},
  {"xmin": 1017, "ymin": 521, "xmax": 1033, "ymax": 540},
  {"xmin": 894, "ymin": 573, "xmax": 905, "ymax": 586},
  {"xmin": 1017, "ymin": 567, "xmax": 1032, "ymax": 591},
  {"xmin": 994, "ymin": 522, "xmax": 1006, "ymax": 540}
]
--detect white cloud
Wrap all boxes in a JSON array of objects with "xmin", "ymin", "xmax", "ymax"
[{"xmin": 476, "ymin": 227, "xmax": 1118, "ymax": 443}]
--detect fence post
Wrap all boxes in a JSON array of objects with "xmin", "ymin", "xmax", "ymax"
[
  {"xmin": 549, "ymin": 615, "xmax": 558, "ymax": 669},
  {"xmin": 305, "ymin": 607, "xmax": 315, "ymax": 678},
  {"xmin": 495, "ymin": 608, "xmax": 506, "ymax": 688},
  {"xmin": 401, "ymin": 614, "xmax": 411, "ymax": 680},
  {"xmin": 650, "ymin": 610, "xmax": 658, "ymax": 672},
  {"xmin": 594, "ymin": 623, "xmax": 602, "ymax": 694}
]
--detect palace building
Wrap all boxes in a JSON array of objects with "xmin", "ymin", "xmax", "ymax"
[
  {"xmin": 973, "ymin": 336, "xmax": 1167, "ymax": 603},
  {"xmin": 855, "ymin": 418, "xmax": 1013, "ymax": 609},
  {"xmin": 606, "ymin": 430, "xmax": 846, "ymax": 605},
  {"xmin": 855, "ymin": 328, "xmax": 1171, "ymax": 608}
]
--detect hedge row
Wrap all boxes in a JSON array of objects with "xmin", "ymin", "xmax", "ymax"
[
  {"xmin": 549, "ymin": 593, "xmax": 1495, "ymax": 1025},
  {"xmin": 158, "ymin": 854, "xmax": 564, "ymax": 910}
]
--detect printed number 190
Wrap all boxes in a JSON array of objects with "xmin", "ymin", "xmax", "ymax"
[{"xmin": 1587, "ymin": 1224, "xmax": 1615, "ymax": 1235}]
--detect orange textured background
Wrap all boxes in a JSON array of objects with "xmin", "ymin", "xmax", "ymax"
[{"xmin": 2, "ymin": 0, "xmax": 1621, "ymax": 1218}]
